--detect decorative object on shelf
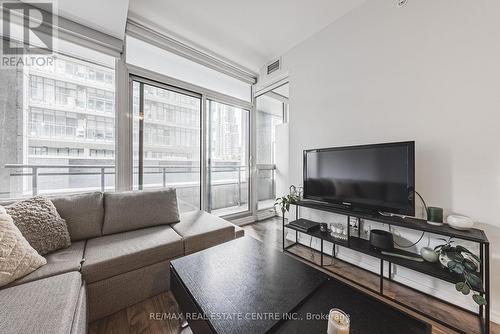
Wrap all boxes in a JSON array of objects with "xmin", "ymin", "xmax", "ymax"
[
  {"xmin": 434, "ymin": 237, "xmax": 486, "ymax": 306},
  {"xmin": 369, "ymin": 230, "xmax": 394, "ymax": 250},
  {"xmin": 447, "ymin": 214, "xmax": 474, "ymax": 230},
  {"xmin": 330, "ymin": 223, "xmax": 348, "ymax": 240},
  {"xmin": 327, "ymin": 308, "xmax": 350, "ymax": 334},
  {"xmin": 296, "ymin": 185, "xmax": 304, "ymax": 200},
  {"xmin": 427, "ymin": 207, "xmax": 444, "ymax": 226},
  {"xmin": 274, "ymin": 185, "xmax": 299, "ymax": 215},
  {"xmin": 420, "ymin": 247, "xmax": 439, "ymax": 263},
  {"xmin": 320, "ymin": 223, "xmax": 329, "ymax": 233},
  {"xmin": 349, "ymin": 217, "xmax": 360, "ymax": 236}
]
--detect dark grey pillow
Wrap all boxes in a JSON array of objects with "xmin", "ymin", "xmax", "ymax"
[
  {"xmin": 6, "ymin": 197, "xmax": 71, "ymax": 255},
  {"xmin": 102, "ymin": 189, "xmax": 180, "ymax": 235}
]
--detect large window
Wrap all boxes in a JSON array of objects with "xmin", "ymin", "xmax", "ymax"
[
  {"xmin": 0, "ymin": 40, "xmax": 116, "ymax": 198},
  {"xmin": 133, "ymin": 81, "xmax": 201, "ymax": 213},
  {"xmin": 1, "ymin": 32, "xmax": 261, "ymax": 221},
  {"xmin": 207, "ymin": 100, "xmax": 250, "ymax": 216}
]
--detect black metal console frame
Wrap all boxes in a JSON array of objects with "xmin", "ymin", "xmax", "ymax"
[{"xmin": 282, "ymin": 200, "xmax": 490, "ymax": 334}]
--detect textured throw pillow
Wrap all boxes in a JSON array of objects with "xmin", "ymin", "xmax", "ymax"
[
  {"xmin": 6, "ymin": 197, "xmax": 71, "ymax": 255},
  {"xmin": 0, "ymin": 206, "xmax": 47, "ymax": 287}
]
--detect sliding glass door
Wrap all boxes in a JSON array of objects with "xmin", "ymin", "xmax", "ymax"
[
  {"xmin": 131, "ymin": 76, "xmax": 253, "ymax": 218},
  {"xmin": 132, "ymin": 80, "xmax": 201, "ymax": 212},
  {"xmin": 207, "ymin": 100, "xmax": 250, "ymax": 216}
]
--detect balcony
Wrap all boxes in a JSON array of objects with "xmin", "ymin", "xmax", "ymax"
[{"xmin": 2, "ymin": 164, "xmax": 277, "ymax": 217}]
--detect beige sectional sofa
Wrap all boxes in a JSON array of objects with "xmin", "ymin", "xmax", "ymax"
[{"xmin": 0, "ymin": 189, "xmax": 244, "ymax": 334}]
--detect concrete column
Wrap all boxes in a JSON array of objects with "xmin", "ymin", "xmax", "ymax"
[{"xmin": 0, "ymin": 65, "xmax": 24, "ymax": 198}]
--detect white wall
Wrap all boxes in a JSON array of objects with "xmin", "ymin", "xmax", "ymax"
[{"xmin": 279, "ymin": 0, "xmax": 500, "ymax": 321}]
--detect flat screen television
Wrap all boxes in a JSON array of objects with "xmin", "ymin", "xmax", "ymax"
[{"xmin": 303, "ymin": 141, "xmax": 415, "ymax": 216}]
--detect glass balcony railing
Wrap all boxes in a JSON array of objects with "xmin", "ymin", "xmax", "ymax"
[{"xmin": 2, "ymin": 164, "xmax": 277, "ymax": 216}]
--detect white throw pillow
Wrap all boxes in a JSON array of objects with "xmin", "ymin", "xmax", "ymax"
[{"xmin": 0, "ymin": 206, "xmax": 47, "ymax": 288}]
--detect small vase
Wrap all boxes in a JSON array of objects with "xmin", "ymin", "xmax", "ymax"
[
  {"xmin": 439, "ymin": 253, "xmax": 451, "ymax": 268},
  {"xmin": 420, "ymin": 247, "xmax": 439, "ymax": 263}
]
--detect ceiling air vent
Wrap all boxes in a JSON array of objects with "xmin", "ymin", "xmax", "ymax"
[{"xmin": 267, "ymin": 59, "xmax": 281, "ymax": 75}]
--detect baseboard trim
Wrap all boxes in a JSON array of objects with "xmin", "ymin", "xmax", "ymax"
[
  {"xmin": 230, "ymin": 215, "xmax": 256, "ymax": 226},
  {"xmin": 491, "ymin": 309, "xmax": 500, "ymax": 324}
]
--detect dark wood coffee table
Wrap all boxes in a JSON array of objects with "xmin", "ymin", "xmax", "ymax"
[{"xmin": 170, "ymin": 237, "xmax": 431, "ymax": 334}]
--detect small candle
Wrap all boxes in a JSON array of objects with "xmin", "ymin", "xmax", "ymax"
[{"xmin": 327, "ymin": 309, "xmax": 350, "ymax": 334}]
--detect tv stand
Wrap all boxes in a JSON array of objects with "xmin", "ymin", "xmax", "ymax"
[{"xmin": 282, "ymin": 200, "xmax": 490, "ymax": 334}]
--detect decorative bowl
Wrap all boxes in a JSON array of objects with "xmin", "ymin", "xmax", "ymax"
[{"xmin": 447, "ymin": 215, "xmax": 474, "ymax": 230}]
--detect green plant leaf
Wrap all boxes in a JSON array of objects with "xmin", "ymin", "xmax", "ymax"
[
  {"xmin": 472, "ymin": 294, "xmax": 487, "ymax": 306},
  {"xmin": 442, "ymin": 244, "xmax": 452, "ymax": 252},
  {"xmin": 461, "ymin": 284, "xmax": 470, "ymax": 295},
  {"xmin": 455, "ymin": 282, "xmax": 465, "ymax": 292},
  {"xmin": 463, "ymin": 259, "xmax": 478, "ymax": 272},
  {"xmin": 469, "ymin": 253, "xmax": 481, "ymax": 263},
  {"xmin": 447, "ymin": 260, "xmax": 457, "ymax": 270},
  {"xmin": 466, "ymin": 273, "xmax": 482, "ymax": 291},
  {"xmin": 455, "ymin": 245, "xmax": 471, "ymax": 254},
  {"xmin": 447, "ymin": 252, "xmax": 464, "ymax": 263},
  {"xmin": 449, "ymin": 262, "xmax": 465, "ymax": 275}
]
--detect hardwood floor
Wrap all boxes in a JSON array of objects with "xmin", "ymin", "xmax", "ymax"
[
  {"xmin": 90, "ymin": 217, "xmax": 500, "ymax": 334},
  {"xmin": 89, "ymin": 291, "xmax": 192, "ymax": 334}
]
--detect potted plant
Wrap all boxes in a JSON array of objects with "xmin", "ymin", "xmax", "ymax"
[
  {"xmin": 434, "ymin": 237, "xmax": 486, "ymax": 306},
  {"xmin": 274, "ymin": 185, "xmax": 300, "ymax": 216}
]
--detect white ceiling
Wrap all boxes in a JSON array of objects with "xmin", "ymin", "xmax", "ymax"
[
  {"xmin": 34, "ymin": 0, "xmax": 366, "ymax": 72},
  {"xmin": 128, "ymin": 0, "xmax": 367, "ymax": 73}
]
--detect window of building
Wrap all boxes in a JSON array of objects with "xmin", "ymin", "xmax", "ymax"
[{"xmin": 0, "ymin": 39, "xmax": 116, "ymax": 198}]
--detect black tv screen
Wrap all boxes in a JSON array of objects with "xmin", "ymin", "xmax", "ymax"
[{"xmin": 303, "ymin": 142, "xmax": 415, "ymax": 216}]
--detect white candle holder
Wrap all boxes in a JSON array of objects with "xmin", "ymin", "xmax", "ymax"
[{"xmin": 327, "ymin": 308, "xmax": 350, "ymax": 334}]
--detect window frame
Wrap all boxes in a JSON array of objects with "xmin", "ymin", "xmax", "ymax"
[{"xmin": 126, "ymin": 65, "xmax": 254, "ymax": 220}]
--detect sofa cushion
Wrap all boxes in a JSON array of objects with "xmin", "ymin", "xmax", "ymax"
[
  {"xmin": 102, "ymin": 189, "xmax": 180, "ymax": 235},
  {"xmin": 87, "ymin": 259, "xmax": 171, "ymax": 321},
  {"xmin": 6, "ymin": 241, "xmax": 85, "ymax": 288},
  {"xmin": 172, "ymin": 211, "xmax": 236, "ymax": 255},
  {"xmin": 6, "ymin": 196, "xmax": 71, "ymax": 255},
  {"xmin": 0, "ymin": 272, "xmax": 82, "ymax": 334},
  {"xmin": 71, "ymin": 284, "xmax": 87, "ymax": 334},
  {"xmin": 51, "ymin": 192, "xmax": 104, "ymax": 241},
  {"xmin": 82, "ymin": 225, "xmax": 183, "ymax": 283},
  {"xmin": 0, "ymin": 208, "xmax": 47, "ymax": 288}
]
